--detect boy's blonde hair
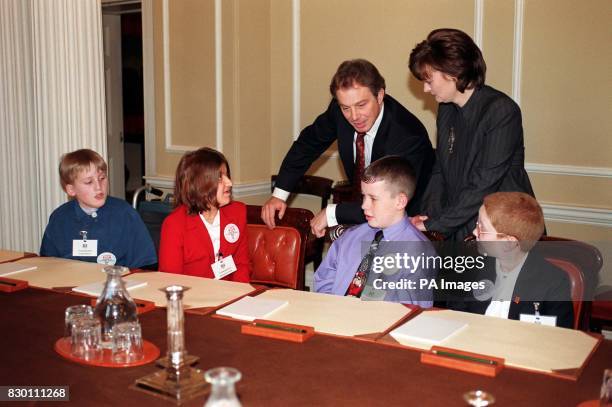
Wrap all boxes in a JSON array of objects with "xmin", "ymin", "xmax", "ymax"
[{"xmin": 59, "ymin": 149, "xmax": 107, "ymax": 190}]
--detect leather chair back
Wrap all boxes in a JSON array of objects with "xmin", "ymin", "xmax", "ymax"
[
  {"xmin": 271, "ymin": 175, "xmax": 333, "ymax": 210},
  {"xmin": 247, "ymin": 205, "xmax": 312, "ymax": 290},
  {"xmin": 247, "ymin": 224, "xmax": 304, "ymax": 289},
  {"xmin": 537, "ymin": 236, "xmax": 603, "ymax": 330},
  {"xmin": 545, "ymin": 258, "xmax": 584, "ymax": 330}
]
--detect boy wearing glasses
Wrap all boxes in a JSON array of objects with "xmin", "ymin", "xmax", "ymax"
[
  {"xmin": 449, "ymin": 192, "xmax": 573, "ymax": 328},
  {"xmin": 40, "ymin": 149, "xmax": 157, "ymax": 269}
]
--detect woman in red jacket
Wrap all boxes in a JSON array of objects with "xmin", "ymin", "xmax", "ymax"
[{"xmin": 159, "ymin": 147, "xmax": 251, "ymax": 282}]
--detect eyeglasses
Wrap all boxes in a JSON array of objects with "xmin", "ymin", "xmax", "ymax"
[{"xmin": 475, "ymin": 221, "xmax": 506, "ymax": 238}]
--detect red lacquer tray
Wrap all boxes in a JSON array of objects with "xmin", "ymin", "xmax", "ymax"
[{"xmin": 54, "ymin": 337, "xmax": 160, "ymax": 368}]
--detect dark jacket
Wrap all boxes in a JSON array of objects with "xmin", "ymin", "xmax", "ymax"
[
  {"xmin": 447, "ymin": 248, "xmax": 574, "ymax": 329},
  {"xmin": 274, "ymin": 94, "xmax": 434, "ymax": 223}
]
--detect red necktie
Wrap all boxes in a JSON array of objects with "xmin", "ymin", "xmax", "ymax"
[
  {"xmin": 353, "ymin": 132, "xmax": 366, "ymax": 200},
  {"xmin": 345, "ymin": 230, "xmax": 383, "ymax": 298}
]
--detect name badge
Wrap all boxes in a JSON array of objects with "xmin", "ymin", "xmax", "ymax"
[
  {"xmin": 72, "ymin": 239, "xmax": 98, "ymax": 257},
  {"xmin": 211, "ymin": 254, "xmax": 238, "ymax": 280},
  {"xmin": 519, "ymin": 313, "xmax": 557, "ymax": 327},
  {"xmin": 97, "ymin": 252, "xmax": 117, "ymax": 266},
  {"xmin": 224, "ymin": 223, "xmax": 240, "ymax": 243}
]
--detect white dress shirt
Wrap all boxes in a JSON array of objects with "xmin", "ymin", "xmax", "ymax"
[
  {"xmin": 199, "ymin": 210, "xmax": 221, "ymax": 260},
  {"xmin": 272, "ymin": 104, "xmax": 385, "ymax": 227},
  {"xmin": 485, "ymin": 253, "xmax": 529, "ymax": 319}
]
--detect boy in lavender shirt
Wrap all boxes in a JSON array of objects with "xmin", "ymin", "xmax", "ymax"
[{"xmin": 314, "ymin": 156, "xmax": 436, "ymax": 306}]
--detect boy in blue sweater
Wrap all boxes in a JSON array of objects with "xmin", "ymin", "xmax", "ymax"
[{"xmin": 40, "ymin": 149, "xmax": 156, "ymax": 269}]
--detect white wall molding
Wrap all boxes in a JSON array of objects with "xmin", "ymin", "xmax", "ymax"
[
  {"xmin": 231, "ymin": 0, "xmax": 241, "ymax": 178},
  {"xmin": 142, "ymin": 177, "xmax": 611, "ymax": 228},
  {"xmin": 511, "ymin": 0, "xmax": 524, "ymax": 105},
  {"xmin": 292, "ymin": 0, "xmax": 300, "ymax": 140},
  {"xmin": 232, "ymin": 181, "xmax": 271, "ymax": 197},
  {"xmin": 144, "ymin": 176, "xmax": 270, "ymax": 197},
  {"xmin": 162, "ymin": 0, "xmax": 223, "ymax": 153},
  {"xmin": 142, "ymin": 0, "xmax": 156, "ymax": 176},
  {"xmin": 161, "ymin": 0, "xmax": 187, "ymax": 152},
  {"xmin": 474, "ymin": 0, "xmax": 484, "ymax": 50},
  {"xmin": 542, "ymin": 204, "xmax": 612, "ymax": 227},
  {"xmin": 143, "ymin": 175, "xmax": 175, "ymax": 190},
  {"xmin": 214, "ymin": 0, "xmax": 223, "ymax": 152},
  {"xmin": 316, "ymin": 153, "xmax": 612, "ymax": 180},
  {"xmin": 526, "ymin": 163, "xmax": 612, "ymax": 178}
]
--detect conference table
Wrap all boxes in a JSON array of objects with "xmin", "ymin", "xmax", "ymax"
[{"xmin": 1, "ymin": 285, "xmax": 610, "ymax": 406}]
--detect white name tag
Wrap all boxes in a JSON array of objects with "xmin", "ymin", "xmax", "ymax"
[
  {"xmin": 520, "ymin": 313, "xmax": 557, "ymax": 327},
  {"xmin": 97, "ymin": 252, "xmax": 117, "ymax": 266},
  {"xmin": 211, "ymin": 254, "xmax": 237, "ymax": 280},
  {"xmin": 72, "ymin": 239, "xmax": 98, "ymax": 257}
]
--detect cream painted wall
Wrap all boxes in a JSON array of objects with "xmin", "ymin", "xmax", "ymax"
[
  {"xmin": 233, "ymin": 0, "xmax": 271, "ymax": 183},
  {"xmin": 482, "ymin": 0, "xmax": 514, "ymax": 94},
  {"xmin": 299, "ymin": 0, "xmax": 473, "ymax": 155},
  {"xmin": 270, "ymin": 0, "xmax": 294, "ymax": 171},
  {"xmin": 149, "ymin": 0, "xmax": 610, "ymax": 241},
  {"xmin": 522, "ymin": 0, "xmax": 611, "ymax": 168},
  {"xmin": 531, "ymin": 174, "xmax": 612, "ymax": 209},
  {"xmin": 153, "ymin": 0, "xmax": 271, "ymax": 184},
  {"xmin": 169, "ymin": 0, "xmax": 215, "ymax": 148}
]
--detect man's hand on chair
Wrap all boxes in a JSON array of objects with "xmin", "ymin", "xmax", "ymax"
[
  {"xmin": 410, "ymin": 215, "xmax": 428, "ymax": 231},
  {"xmin": 310, "ymin": 209, "xmax": 328, "ymax": 238},
  {"xmin": 261, "ymin": 196, "xmax": 287, "ymax": 229}
]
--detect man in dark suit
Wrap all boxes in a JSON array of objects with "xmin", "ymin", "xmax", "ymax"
[
  {"xmin": 261, "ymin": 59, "xmax": 434, "ymax": 237},
  {"xmin": 446, "ymin": 192, "xmax": 574, "ymax": 329}
]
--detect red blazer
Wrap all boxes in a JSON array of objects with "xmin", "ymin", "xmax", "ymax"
[{"xmin": 159, "ymin": 201, "xmax": 251, "ymax": 282}]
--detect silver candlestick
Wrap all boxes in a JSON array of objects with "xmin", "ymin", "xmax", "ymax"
[{"xmin": 133, "ymin": 285, "xmax": 208, "ymax": 404}]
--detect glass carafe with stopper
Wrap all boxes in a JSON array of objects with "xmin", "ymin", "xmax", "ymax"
[
  {"xmin": 204, "ymin": 367, "xmax": 242, "ymax": 407},
  {"xmin": 93, "ymin": 265, "xmax": 138, "ymax": 347}
]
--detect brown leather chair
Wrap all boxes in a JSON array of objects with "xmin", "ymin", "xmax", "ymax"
[
  {"xmin": 331, "ymin": 180, "xmax": 354, "ymax": 204},
  {"xmin": 247, "ymin": 224, "xmax": 304, "ymax": 290},
  {"xmin": 544, "ymin": 257, "xmax": 585, "ymax": 330},
  {"xmin": 247, "ymin": 205, "xmax": 313, "ymax": 290},
  {"xmin": 271, "ymin": 175, "xmax": 333, "ymax": 271},
  {"xmin": 537, "ymin": 236, "xmax": 603, "ymax": 330},
  {"xmin": 591, "ymin": 287, "xmax": 612, "ymax": 332}
]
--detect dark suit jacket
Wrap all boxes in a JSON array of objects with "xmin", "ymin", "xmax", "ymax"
[
  {"xmin": 422, "ymin": 85, "xmax": 535, "ymax": 241},
  {"xmin": 447, "ymin": 249, "xmax": 574, "ymax": 329},
  {"xmin": 274, "ymin": 94, "xmax": 434, "ymax": 223}
]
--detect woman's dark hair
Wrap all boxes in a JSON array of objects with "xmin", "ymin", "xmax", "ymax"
[
  {"xmin": 174, "ymin": 147, "xmax": 230, "ymax": 214},
  {"xmin": 408, "ymin": 28, "xmax": 486, "ymax": 92}
]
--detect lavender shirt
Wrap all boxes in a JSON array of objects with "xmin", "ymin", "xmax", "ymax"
[{"xmin": 314, "ymin": 216, "xmax": 435, "ymax": 307}]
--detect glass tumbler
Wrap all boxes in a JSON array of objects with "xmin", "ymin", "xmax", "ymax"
[
  {"xmin": 64, "ymin": 304, "xmax": 94, "ymax": 337},
  {"xmin": 70, "ymin": 317, "xmax": 102, "ymax": 361},
  {"xmin": 111, "ymin": 321, "xmax": 144, "ymax": 363}
]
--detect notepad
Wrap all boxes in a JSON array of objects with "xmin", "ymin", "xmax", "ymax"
[
  {"xmin": 0, "ymin": 262, "xmax": 37, "ymax": 277},
  {"xmin": 72, "ymin": 280, "xmax": 148, "ymax": 296},
  {"xmin": 216, "ymin": 296, "xmax": 289, "ymax": 321},
  {"xmin": 390, "ymin": 314, "xmax": 468, "ymax": 344}
]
